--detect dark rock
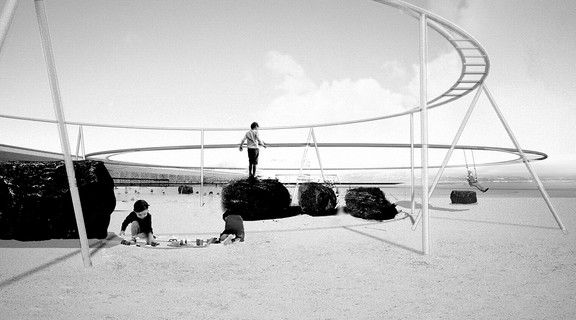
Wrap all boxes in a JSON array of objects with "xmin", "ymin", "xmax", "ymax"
[
  {"xmin": 450, "ymin": 190, "xmax": 477, "ymax": 204},
  {"xmin": 221, "ymin": 178, "xmax": 294, "ymax": 221},
  {"xmin": 0, "ymin": 160, "xmax": 116, "ymax": 240},
  {"xmin": 298, "ymin": 182, "xmax": 337, "ymax": 216},
  {"xmin": 344, "ymin": 187, "xmax": 398, "ymax": 220},
  {"xmin": 178, "ymin": 185, "xmax": 194, "ymax": 194}
]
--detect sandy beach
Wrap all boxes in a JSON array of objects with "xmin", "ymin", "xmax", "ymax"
[{"xmin": 1, "ymin": 183, "xmax": 575, "ymax": 319}]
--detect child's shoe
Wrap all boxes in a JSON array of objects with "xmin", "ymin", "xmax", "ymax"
[{"xmin": 222, "ymin": 234, "xmax": 234, "ymax": 245}]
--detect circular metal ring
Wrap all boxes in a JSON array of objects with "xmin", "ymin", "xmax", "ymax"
[{"xmin": 86, "ymin": 142, "xmax": 547, "ymax": 171}]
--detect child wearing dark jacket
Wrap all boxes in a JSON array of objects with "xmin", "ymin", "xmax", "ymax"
[
  {"xmin": 219, "ymin": 210, "xmax": 245, "ymax": 245},
  {"xmin": 119, "ymin": 199, "xmax": 159, "ymax": 246}
]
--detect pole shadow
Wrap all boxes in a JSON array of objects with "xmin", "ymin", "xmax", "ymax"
[
  {"xmin": 341, "ymin": 226, "xmax": 422, "ymax": 254},
  {"xmin": 0, "ymin": 235, "xmax": 111, "ymax": 289},
  {"xmin": 396, "ymin": 200, "xmax": 469, "ymax": 213}
]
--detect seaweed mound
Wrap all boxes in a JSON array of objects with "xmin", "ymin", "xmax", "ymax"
[
  {"xmin": 221, "ymin": 178, "xmax": 295, "ymax": 220},
  {"xmin": 0, "ymin": 160, "xmax": 116, "ymax": 240},
  {"xmin": 178, "ymin": 185, "xmax": 194, "ymax": 194},
  {"xmin": 298, "ymin": 182, "xmax": 337, "ymax": 216},
  {"xmin": 344, "ymin": 187, "xmax": 398, "ymax": 220},
  {"xmin": 450, "ymin": 190, "xmax": 477, "ymax": 204}
]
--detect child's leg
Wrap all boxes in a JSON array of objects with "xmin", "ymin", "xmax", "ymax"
[
  {"xmin": 130, "ymin": 221, "xmax": 140, "ymax": 235},
  {"xmin": 130, "ymin": 221, "xmax": 141, "ymax": 241},
  {"xmin": 220, "ymin": 233, "xmax": 235, "ymax": 245},
  {"xmin": 219, "ymin": 233, "xmax": 230, "ymax": 242}
]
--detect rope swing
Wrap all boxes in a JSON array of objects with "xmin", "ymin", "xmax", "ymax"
[{"xmin": 463, "ymin": 149, "xmax": 478, "ymax": 179}]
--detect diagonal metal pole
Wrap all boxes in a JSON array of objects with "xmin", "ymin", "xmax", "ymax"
[
  {"xmin": 35, "ymin": 0, "xmax": 91, "ymax": 267},
  {"xmin": 310, "ymin": 128, "xmax": 325, "ymax": 183},
  {"xmin": 483, "ymin": 84, "xmax": 567, "ymax": 234},
  {"xmin": 412, "ymin": 86, "xmax": 483, "ymax": 230},
  {"xmin": 81, "ymin": 126, "xmax": 86, "ymax": 159},
  {"xmin": 292, "ymin": 128, "xmax": 313, "ymax": 205},
  {"xmin": 0, "ymin": 0, "xmax": 18, "ymax": 52},
  {"xmin": 75, "ymin": 125, "xmax": 85, "ymax": 160}
]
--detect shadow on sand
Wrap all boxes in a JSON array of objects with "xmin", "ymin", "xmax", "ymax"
[
  {"xmin": 396, "ymin": 200, "xmax": 470, "ymax": 213},
  {"xmin": 0, "ymin": 234, "xmax": 115, "ymax": 289},
  {"xmin": 0, "ymin": 232, "xmax": 120, "ymax": 249},
  {"xmin": 342, "ymin": 226, "xmax": 422, "ymax": 254}
]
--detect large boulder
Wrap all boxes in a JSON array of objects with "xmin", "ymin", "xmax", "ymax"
[
  {"xmin": 178, "ymin": 185, "xmax": 194, "ymax": 194},
  {"xmin": 221, "ymin": 178, "xmax": 295, "ymax": 220},
  {"xmin": 298, "ymin": 182, "xmax": 337, "ymax": 216},
  {"xmin": 450, "ymin": 190, "xmax": 477, "ymax": 204},
  {"xmin": 344, "ymin": 187, "xmax": 398, "ymax": 220},
  {"xmin": 0, "ymin": 160, "xmax": 116, "ymax": 240}
]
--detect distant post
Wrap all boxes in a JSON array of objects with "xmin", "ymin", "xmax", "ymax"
[{"xmin": 200, "ymin": 129, "xmax": 204, "ymax": 206}]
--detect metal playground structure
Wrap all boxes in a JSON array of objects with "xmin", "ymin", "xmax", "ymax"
[{"xmin": 0, "ymin": 0, "xmax": 567, "ymax": 267}]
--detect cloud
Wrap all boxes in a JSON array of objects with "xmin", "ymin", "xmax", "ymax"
[
  {"xmin": 262, "ymin": 51, "xmax": 411, "ymax": 126},
  {"xmin": 426, "ymin": 0, "xmax": 469, "ymax": 23},
  {"xmin": 265, "ymin": 51, "xmax": 315, "ymax": 94},
  {"xmin": 406, "ymin": 50, "xmax": 461, "ymax": 103},
  {"xmin": 265, "ymin": 51, "xmax": 305, "ymax": 78},
  {"xmin": 381, "ymin": 60, "xmax": 408, "ymax": 81}
]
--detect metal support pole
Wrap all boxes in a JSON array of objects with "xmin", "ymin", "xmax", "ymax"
[
  {"xmin": 412, "ymin": 86, "xmax": 483, "ymax": 230},
  {"xmin": 410, "ymin": 113, "xmax": 415, "ymax": 217},
  {"xmin": 35, "ymin": 0, "xmax": 91, "ymax": 267},
  {"xmin": 80, "ymin": 126, "xmax": 85, "ymax": 159},
  {"xmin": 483, "ymin": 84, "xmax": 568, "ymax": 234},
  {"xmin": 299, "ymin": 129, "xmax": 312, "ymax": 176},
  {"xmin": 293, "ymin": 128, "xmax": 313, "ymax": 205},
  {"xmin": 310, "ymin": 128, "xmax": 325, "ymax": 183},
  {"xmin": 200, "ymin": 129, "xmax": 204, "ymax": 207},
  {"xmin": 419, "ymin": 13, "xmax": 430, "ymax": 254},
  {"xmin": 75, "ymin": 125, "xmax": 85, "ymax": 160},
  {"xmin": 0, "ymin": 0, "xmax": 18, "ymax": 52}
]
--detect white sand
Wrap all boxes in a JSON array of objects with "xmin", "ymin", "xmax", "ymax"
[{"xmin": 1, "ymin": 187, "xmax": 575, "ymax": 319}]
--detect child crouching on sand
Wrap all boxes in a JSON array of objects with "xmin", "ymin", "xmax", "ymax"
[
  {"xmin": 119, "ymin": 199, "xmax": 159, "ymax": 246},
  {"xmin": 220, "ymin": 210, "xmax": 245, "ymax": 245}
]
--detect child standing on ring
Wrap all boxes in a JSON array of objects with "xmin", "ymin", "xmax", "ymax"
[{"xmin": 239, "ymin": 122, "xmax": 267, "ymax": 178}]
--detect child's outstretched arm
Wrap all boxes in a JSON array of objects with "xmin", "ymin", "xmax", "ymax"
[
  {"xmin": 239, "ymin": 135, "xmax": 247, "ymax": 151},
  {"xmin": 119, "ymin": 213, "xmax": 134, "ymax": 236}
]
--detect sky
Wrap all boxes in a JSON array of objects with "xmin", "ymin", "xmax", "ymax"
[{"xmin": 1, "ymin": 0, "xmax": 576, "ymax": 181}]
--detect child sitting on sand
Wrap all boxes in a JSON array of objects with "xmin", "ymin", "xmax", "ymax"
[
  {"xmin": 219, "ymin": 210, "xmax": 245, "ymax": 245},
  {"xmin": 119, "ymin": 199, "xmax": 159, "ymax": 246}
]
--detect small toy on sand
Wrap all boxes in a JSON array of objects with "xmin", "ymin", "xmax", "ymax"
[{"xmin": 126, "ymin": 237, "xmax": 217, "ymax": 249}]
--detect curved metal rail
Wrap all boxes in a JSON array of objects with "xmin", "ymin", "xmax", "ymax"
[
  {"xmin": 0, "ymin": 0, "xmax": 488, "ymax": 132},
  {"xmin": 86, "ymin": 142, "xmax": 546, "ymax": 171}
]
